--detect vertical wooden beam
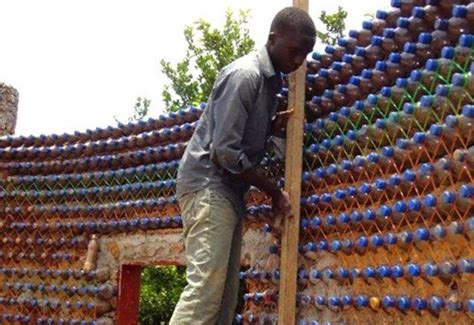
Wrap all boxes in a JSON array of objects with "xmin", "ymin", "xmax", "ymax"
[
  {"xmin": 117, "ymin": 264, "xmax": 142, "ymax": 325},
  {"xmin": 278, "ymin": 1, "xmax": 308, "ymax": 324}
]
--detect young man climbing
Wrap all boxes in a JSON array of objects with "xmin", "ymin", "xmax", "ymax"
[{"xmin": 171, "ymin": 7, "xmax": 316, "ymax": 325}]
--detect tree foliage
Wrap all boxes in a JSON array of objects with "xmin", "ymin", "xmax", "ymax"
[
  {"xmin": 139, "ymin": 265, "xmax": 187, "ymax": 324},
  {"xmin": 317, "ymin": 6, "xmax": 348, "ymax": 45},
  {"xmin": 160, "ymin": 9, "xmax": 255, "ymax": 112}
]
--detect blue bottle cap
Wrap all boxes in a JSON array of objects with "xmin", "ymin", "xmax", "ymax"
[
  {"xmin": 399, "ymin": 230, "xmax": 413, "ymax": 244},
  {"xmin": 462, "ymin": 104, "xmax": 474, "ymax": 118},
  {"xmin": 382, "ymin": 146, "xmax": 394, "ymax": 157},
  {"xmin": 337, "ymin": 213, "xmax": 350, "ymax": 226},
  {"xmin": 315, "ymin": 295, "xmax": 326, "ymax": 306},
  {"xmin": 318, "ymin": 240, "xmax": 329, "ymax": 251},
  {"xmin": 363, "ymin": 209, "xmax": 376, "ymax": 221},
  {"xmin": 329, "ymin": 296, "xmax": 341, "ymax": 307},
  {"xmin": 413, "ymin": 298, "xmax": 427, "ymax": 310},
  {"xmin": 351, "ymin": 211, "xmax": 363, "ymax": 223},
  {"xmin": 343, "ymin": 54, "xmax": 353, "ymax": 63},
  {"xmin": 335, "ymin": 189, "xmax": 346, "ymax": 200},
  {"xmin": 359, "ymin": 182, "xmax": 372, "ymax": 194},
  {"xmin": 383, "ymin": 28, "xmax": 395, "ymax": 39},
  {"xmin": 452, "ymin": 73, "xmax": 465, "ymax": 87},
  {"xmin": 431, "ymin": 224, "xmax": 447, "ymax": 239},
  {"xmin": 403, "ymin": 42, "xmax": 416, "ymax": 54},
  {"xmin": 371, "ymin": 234, "xmax": 384, "ymax": 247},
  {"xmin": 379, "ymin": 205, "xmax": 392, "ymax": 217},
  {"xmin": 384, "ymin": 232, "xmax": 398, "ymax": 245},
  {"xmin": 340, "ymin": 106, "xmax": 351, "ymax": 117},
  {"xmin": 363, "ymin": 21, "xmax": 373, "ymax": 30},
  {"xmin": 361, "ymin": 69, "xmax": 372, "ymax": 80},
  {"xmin": 356, "ymin": 236, "xmax": 368, "ymax": 248},
  {"xmin": 354, "ymin": 155, "xmax": 366, "ymax": 166},
  {"xmin": 413, "ymin": 131, "xmax": 426, "ymax": 144},
  {"xmin": 315, "ymin": 118, "xmax": 325, "ymax": 129},
  {"xmin": 349, "ymin": 29, "xmax": 359, "ymax": 38},
  {"xmin": 397, "ymin": 296, "xmax": 411, "ymax": 310},
  {"xmin": 342, "ymin": 295, "xmax": 353, "ymax": 306},
  {"xmin": 391, "ymin": 0, "xmax": 402, "ymax": 8},
  {"xmin": 453, "ymin": 5, "xmax": 467, "ymax": 18},
  {"xmin": 418, "ymin": 32, "xmax": 432, "ymax": 44},
  {"xmin": 434, "ymin": 18, "xmax": 448, "ymax": 31},
  {"xmin": 376, "ymin": 10, "xmax": 388, "ymax": 20},
  {"xmin": 378, "ymin": 265, "xmax": 392, "ymax": 278},
  {"xmin": 460, "ymin": 34, "xmax": 474, "ymax": 48},
  {"xmin": 459, "ymin": 259, "xmax": 474, "ymax": 274},
  {"xmin": 415, "ymin": 227, "xmax": 430, "ymax": 241},
  {"xmin": 355, "ymin": 100, "xmax": 366, "ymax": 110},
  {"xmin": 347, "ymin": 186, "xmax": 357, "ymax": 196},
  {"xmin": 400, "ymin": 102, "xmax": 414, "ymax": 116},
  {"xmin": 441, "ymin": 191, "xmax": 456, "ymax": 204},
  {"xmin": 355, "ymin": 295, "xmax": 369, "ymax": 307},
  {"xmin": 330, "ymin": 62, "xmax": 342, "ymax": 72},
  {"xmin": 371, "ymin": 36, "xmax": 383, "ymax": 46},
  {"xmin": 346, "ymin": 130, "xmax": 358, "ymax": 140},
  {"xmin": 397, "ymin": 17, "xmax": 409, "ymax": 29},
  {"xmin": 367, "ymin": 94, "xmax": 378, "ymax": 106},
  {"xmin": 410, "ymin": 70, "xmax": 421, "ymax": 81},
  {"xmin": 465, "ymin": 299, "xmax": 474, "ymax": 313},
  {"xmin": 355, "ymin": 46, "xmax": 366, "ymax": 57},
  {"xmin": 426, "ymin": 58, "xmax": 438, "ymax": 71},
  {"xmin": 383, "ymin": 296, "xmax": 396, "ymax": 308},
  {"xmin": 330, "ymin": 240, "xmax": 342, "ymax": 252},
  {"xmin": 338, "ymin": 38, "xmax": 349, "ymax": 47},
  {"xmin": 375, "ymin": 61, "xmax": 387, "ymax": 71},
  {"xmin": 381, "ymin": 86, "xmax": 392, "ymax": 97},
  {"xmin": 441, "ymin": 46, "xmax": 455, "ymax": 59},
  {"xmin": 460, "ymin": 184, "xmax": 474, "ymax": 198},
  {"xmin": 323, "ymin": 89, "xmax": 334, "ymax": 98},
  {"xmin": 310, "ymin": 268, "xmax": 321, "ymax": 280},
  {"xmin": 367, "ymin": 152, "xmax": 379, "ymax": 163},
  {"xmin": 312, "ymin": 52, "xmax": 321, "ymax": 60},
  {"xmin": 407, "ymin": 263, "xmax": 421, "ymax": 277},
  {"xmin": 429, "ymin": 124, "xmax": 443, "ymax": 136},
  {"xmin": 412, "ymin": 7, "xmax": 425, "ymax": 18},
  {"xmin": 363, "ymin": 267, "xmax": 376, "ymax": 278},
  {"xmin": 394, "ymin": 201, "xmax": 408, "ymax": 213},
  {"xmin": 445, "ymin": 115, "xmax": 458, "ymax": 128},
  {"xmin": 404, "ymin": 169, "xmax": 416, "ymax": 181},
  {"xmin": 319, "ymin": 68, "xmax": 329, "ymax": 78},
  {"xmin": 336, "ymin": 84, "xmax": 347, "ymax": 93},
  {"xmin": 375, "ymin": 179, "xmax": 387, "ymax": 190},
  {"xmin": 311, "ymin": 96, "xmax": 321, "ymax": 105},
  {"xmin": 420, "ymin": 95, "xmax": 435, "ymax": 107},
  {"xmin": 328, "ymin": 112, "xmax": 338, "ymax": 122},
  {"xmin": 396, "ymin": 78, "xmax": 408, "ymax": 88},
  {"xmin": 424, "ymin": 194, "xmax": 437, "ymax": 207},
  {"xmin": 423, "ymin": 262, "xmax": 439, "ymax": 276},
  {"xmin": 435, "ymin": 84, "xmax": 449, "ymax": 96},
  {"xmin": 388, "ymin": 52, "xmax": 401, "ymax": 63},
  {"xmin": 375, "ymin": 118, "xmax": 386, "ymax": 129},
  {"xmin": 325, "ymin": 45, "xmax": 335, "ymax": 54},
  {"xmin": 429, "ymin": 296, "xmax": 445, "ymax": 311}
]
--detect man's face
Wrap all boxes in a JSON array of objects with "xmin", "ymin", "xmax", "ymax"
[{"xmin": 268, "ymin": 29, "xmax": 315, "ymax": 74}]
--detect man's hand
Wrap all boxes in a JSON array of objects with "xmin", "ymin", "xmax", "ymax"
[
  {"xmin": 271, "ymin": 109, "xmax": 294, "ymax": 137},
  {"xmin": 272, "ymin": 189, "xmax": 292, "ymax": 219}
]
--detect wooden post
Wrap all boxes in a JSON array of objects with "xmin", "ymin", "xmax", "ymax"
[
  {"xmin": 278, "ymin": 1, "xmax": 308, "ymax": 324},
  {"xmin": 117, "ymin": 264, "xmax": 142, "ymax": 325}
]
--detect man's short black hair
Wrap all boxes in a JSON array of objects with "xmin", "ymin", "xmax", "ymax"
[{"xmin": 270, "ymin": 7, "xmax": 316, "ymax": 38}]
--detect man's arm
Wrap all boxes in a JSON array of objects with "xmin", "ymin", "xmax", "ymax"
[{"xmin": 209, "ymin": 69, "xmax": 291, "ymax": 217}]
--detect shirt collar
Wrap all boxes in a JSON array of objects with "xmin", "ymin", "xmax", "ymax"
[{"xmin": 258, "ymin": 46, "xmax": 277, "ymax": 79}]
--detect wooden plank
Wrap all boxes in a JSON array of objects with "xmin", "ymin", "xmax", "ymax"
[{"xmin": 278, "ymin": 1, "xmax": 309, "ymax": 324}]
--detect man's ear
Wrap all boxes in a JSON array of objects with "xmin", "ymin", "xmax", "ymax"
[{"xmin": 268, "ymin": 32, "xmax": 276, "ymax": 46}]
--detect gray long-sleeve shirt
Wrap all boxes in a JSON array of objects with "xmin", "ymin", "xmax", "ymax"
[{"xmin": 176, "ymin": 46, "xmax": 282, "ymax": 214}]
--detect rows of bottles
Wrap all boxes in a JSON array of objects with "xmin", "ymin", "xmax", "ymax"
[{"xmin": 242, "ymin": 0, "xmax": 473, "ymax": 323}]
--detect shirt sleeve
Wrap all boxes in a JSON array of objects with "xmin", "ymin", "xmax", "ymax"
[{"xmin": 210, "ymin": 69, "xmax": 259, "ymax": 174}]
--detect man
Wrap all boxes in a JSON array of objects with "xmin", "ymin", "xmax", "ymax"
[{"xmin": 171, "ymin": 7, "xmax": 316, "ymax": 325}]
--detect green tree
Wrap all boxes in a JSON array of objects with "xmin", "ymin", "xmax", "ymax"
[
  {"xmin": 139, "ymin": 265, "xmax": 187, "ymax": 324},
  {"xmin": 160, "ymin": 9, "xmax": 255, "ymax": 112},
  {"xmin": 317, "ymin": 6, "xmax": 348, "ymax": 45}
]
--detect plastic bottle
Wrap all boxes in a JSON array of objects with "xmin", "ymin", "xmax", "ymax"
[
  {"xmin": 394, "ymin": 18, "xmax": 412, "ymax": 48},
  {"xmin": 338, "ymin": 36, "xmax": 358, "ymax": 54},
  {"xmin": 415, "ymin": 33, "xmax": 435, "ymax": 66},
  {"xmin": 448, "ymin": 5, "xmax": 471, "ymax": 43},
  {"xmin": 386, "ymin": 53, "xmax": 405, "ymax": 84},
  {"xmin": 365, "ymin": 36, "xmax": 385, "ymax": 67},
  {"xmin": 454, "ymin": 34, "xmax": 474, "ymax": 71},
  {"xmin": 424, "ymin": 0, "xmax": 443, "ymax": 26},
  {"xmin": 326, "ymin": 45, "xmax": 345, "ymax": 63},
  {"xmin": 408, "ymin": 7, "xmax": 431, "ymax": 35},
  {"xmin": 328, "ymin": 62, "xmax": 342, "ymax": 87},
  {"xmin": 431, "ymin": 19, "xmax": 451, "ymax": 55},
  {"xmin": 372, "ymin": 61, "xmax": 390, "ymax": 90},
  {"xmin": 381, "ymin": 29, "xmax": 398, "ymax": 53}
]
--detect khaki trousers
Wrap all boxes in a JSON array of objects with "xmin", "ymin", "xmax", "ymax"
[{"xmin": 170, "ymin": 189, "xmax": 243, "ymax": 325}]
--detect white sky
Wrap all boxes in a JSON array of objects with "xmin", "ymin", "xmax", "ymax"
[{"xmin": 0, "ymin": 0, "xmax": 388, "ymax": 136}]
